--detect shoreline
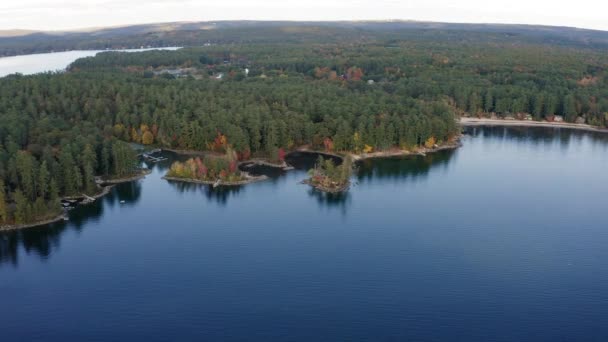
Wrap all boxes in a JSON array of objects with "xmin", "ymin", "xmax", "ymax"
[
  {"xmin": 302, "ymin": 179, "xmax": 351, "ymax": 193},
  {"xmin": 165, "ymin": 148, "xmax": 295, "ymax": 171},
  {"xmin": 460, "ymin": 117, "xmax": 608, "ymax": 133},
  {"xmin": 349, "ymin": 140, "xmax": 462, "ymax": 161},
  {"xmin": 1, "ymin": 170, "xmax": 150, "ymax": 232},
  {"xmin": 0, "ymin": 212, "xmax": 67, "ymax": 232},
  {"xmin": 163, "ymin": 172, "xmax": 268, "ymax": 186},
  {"xmin": 96, "ymin": 169, "xmax": 152, "ymax": 185},
  {"xmin": 2, "ymin": 135, "xmax": 462, "ymax": 230},
  {"xmin": 239, "ymin": 158, "xmax": 293, "ymax": 170}
]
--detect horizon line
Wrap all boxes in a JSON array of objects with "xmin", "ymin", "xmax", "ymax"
[{"xmin": 2, "ymin": 18, "xmax": 607, "ymax": 35}]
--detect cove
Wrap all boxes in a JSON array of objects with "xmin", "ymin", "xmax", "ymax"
[{"xmin": 1, "ymin": 126, "xmax": 608, "ymax": 341}]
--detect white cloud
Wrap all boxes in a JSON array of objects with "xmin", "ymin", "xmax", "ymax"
[{"xmin": 0, "ymin": 0, "xmax": 606, "ymax": 31}]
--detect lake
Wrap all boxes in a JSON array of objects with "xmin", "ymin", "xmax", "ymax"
[
  {"xmin": 1, "ymin": 126, "xmax": 608, "ymax": 341},
  {"xmin": 0, "ymin": 47, "xmax": 181, "ymax": 77}
]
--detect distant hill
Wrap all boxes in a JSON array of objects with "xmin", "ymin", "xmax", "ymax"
[{"xmin": 2, "ymin": 20, "xmax": 608, "ymax": 57}]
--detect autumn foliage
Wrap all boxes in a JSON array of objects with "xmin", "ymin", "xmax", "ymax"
[
  {"xmin": 213, "ymin": 132, "xmax": 228, "ymax": 151},
  {"xmin": 323, "ymin": 137, "xmax": 334, "ymax": 152},
  {"xmin": 307, "ymin": 156, "xmax": 353, "ymax": 192},
  {"xmin": 277, "ymin": 148, "xmax": 286, "ymax": 161},
  {"xmin": 166, "ymin": 147, "xmax": 244, "ymax": 182}
]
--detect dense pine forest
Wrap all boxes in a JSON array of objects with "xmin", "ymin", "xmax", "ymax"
[{"xmin": 2, "ymin": 23, "xmax": 608, "ymax": 225}]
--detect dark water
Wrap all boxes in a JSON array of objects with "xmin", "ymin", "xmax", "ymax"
[{"xmin": 2, "ymin": 126, "xmax": 608, "ymax": 341}]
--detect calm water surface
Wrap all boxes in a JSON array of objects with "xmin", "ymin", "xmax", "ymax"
[
  {"xmin": 1, "ymin": 126, "xmax": 608, "ymax": 341},
  {"xmin": 0, "ymin": 47, "xmax": 180, "ymax": 77}
]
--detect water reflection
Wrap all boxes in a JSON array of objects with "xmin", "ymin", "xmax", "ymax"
[
  {"xmin": 306, "ymin": 188, "xmax": 351, "ymax": 215},
  {"xmin": 285, "ymin": 151, "xmax": 343, "ymax": 170},
  {"xmin": 2, "ymin": 127, "xmax": 607, "ymax": 267},
  {"xmin": 0, "ymin": 180, "xmax": 143, "ymax": 267},
  {"xmin": 356, "ymin": 149, "xmax": 456, "ymax": 183},
  {"xmin": 466, "ymin": 125, "xmax": 608, "ymax": 147},
  {"xmin": 165, "ymin": 179, "xmax": 244, "ymax": 206}
]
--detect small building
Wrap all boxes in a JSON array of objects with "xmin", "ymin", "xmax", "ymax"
[
  {"xmin": 554, "ymin": 115, "xmax": 564, "ymax": 122},
  {"xmin": 575, "ymin": 116, "xmax": 586, "ymax": 124},
  {"xmin": 524, "ymin": 114, "xmax": 533, "ymax": 121},
  {"xmin": 367, "ymin": 79, "xmax": 375, "ymax": 85},
  {"xmin": 504, "ymin": 115, "xmax": 516, "ymax": 120}
]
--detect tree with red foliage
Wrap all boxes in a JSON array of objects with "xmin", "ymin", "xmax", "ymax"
[
  {"xmin": 323, "ymin": 137, "xmax": 334, "ymax": 151},
  {"xmin": 277, "ymin": 148, "xmax": 286, "ymax": 161},
  {"xmin": 346, "ymin": 67, "xmax": 364, "ymax": 81},
  {"xmin": 240, "ymin": 149, "xmax": 251, "ymax": 161},
  {"xmin": 229, "ymin": 160, "xmax": 238, "ymax": 173}
]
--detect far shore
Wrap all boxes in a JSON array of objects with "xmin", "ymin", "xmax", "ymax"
[{"xmin": 460, "ymin": 117, "xmax": 608, "ymax": 133}]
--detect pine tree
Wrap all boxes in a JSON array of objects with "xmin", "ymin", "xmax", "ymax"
[
  {"xmin": 38, "ymin": 161, "xmax": 50, "ymax": 199},
  {"xmin": 101, "ymin": 141, "xmax": 111, "ymax": 176},
  {"xmin": 13, "ymin": 190, "xmax": 29, "ymax": 224},
  {"xmin": 0, "ymin": 180, "xmax": 8, "ymax": 223}
]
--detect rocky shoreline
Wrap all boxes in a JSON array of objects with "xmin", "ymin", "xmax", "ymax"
[
  {"xmin": 163, "ymin": 172, "xmax": 268, "ymax": 186},
  {"xmin": 302, "ymin": 179, "xmax": 351, "ymax": 193},
  {"xmin": 0, "ymin": 212, "xmax": 67, "ymax": 232},
  {"xmin": 350, "ymin": 140, "xmax": 462, "ymax": 161},
  {"xmin": 3, "ymin": 140, "xmax": 463, "ymax": 230}
]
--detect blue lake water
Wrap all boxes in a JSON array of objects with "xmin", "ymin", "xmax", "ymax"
[{"xmin": 1, "ymin": 126, "xmax": 608, "ymax": 341}]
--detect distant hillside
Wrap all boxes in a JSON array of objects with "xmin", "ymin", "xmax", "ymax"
[{"xmin": 2, "ymin": 20, "xmax": 608, "ymax": 56}]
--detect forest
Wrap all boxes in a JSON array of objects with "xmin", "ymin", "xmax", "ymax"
[{"xmin": 2, "ymin": 25, "xmax": 608, "ymax": 225}]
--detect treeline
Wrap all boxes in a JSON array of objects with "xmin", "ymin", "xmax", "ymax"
[
  {"xmin": 0, "ymin": 127, "xmax": 138, "ymax": 225},
  {"xmin": 0, "ymin": 71, "xmax": 458, "ymax": 155},
  {"xmin": 69, "ymin": 40, "xmax": 608, "ymax": 127},
  {"xmin": 4, "ymin": 21, "xmax": 608, "ymax": 57}
]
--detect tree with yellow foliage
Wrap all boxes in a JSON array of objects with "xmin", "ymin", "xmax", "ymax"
[
  {"xmin": 424, "ymin": 136, "xmax": 437, "ymax": 149},
  {"xmin": 142, "ymin": 131, "xmax": 154, "ymax": 145},
  {"xmin": 353, "ymin": 132, "xmax": 362, "ymax": 153},
  {"xmin": 130, "ymin": 127, "xmax": 141, "ymax": 143}
]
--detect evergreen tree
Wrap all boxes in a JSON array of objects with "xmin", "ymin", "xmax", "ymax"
[
  {"xmin": 0, "ymin": 180, "xmax": 8, "ymax": 223},
  {"xmin": 38, "ymin": 161, "xmax": 50, "ymax": 199},
  {"xmin": 13, "ymin": 190, "xmax": 29, "ymax": 224}
]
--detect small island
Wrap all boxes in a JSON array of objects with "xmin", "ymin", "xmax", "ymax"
[
  {"xmin": 304, "ymin": 155, "xmax": 353, "ymax": 193},
  {"xmin": 163, "ymin": 148, "xmax": 267, "ymax": 186}
]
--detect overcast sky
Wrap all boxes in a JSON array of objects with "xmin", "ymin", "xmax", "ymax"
[{"xmin": 1, "ymin": 0, "xmax": 606, "ymax": 32}]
